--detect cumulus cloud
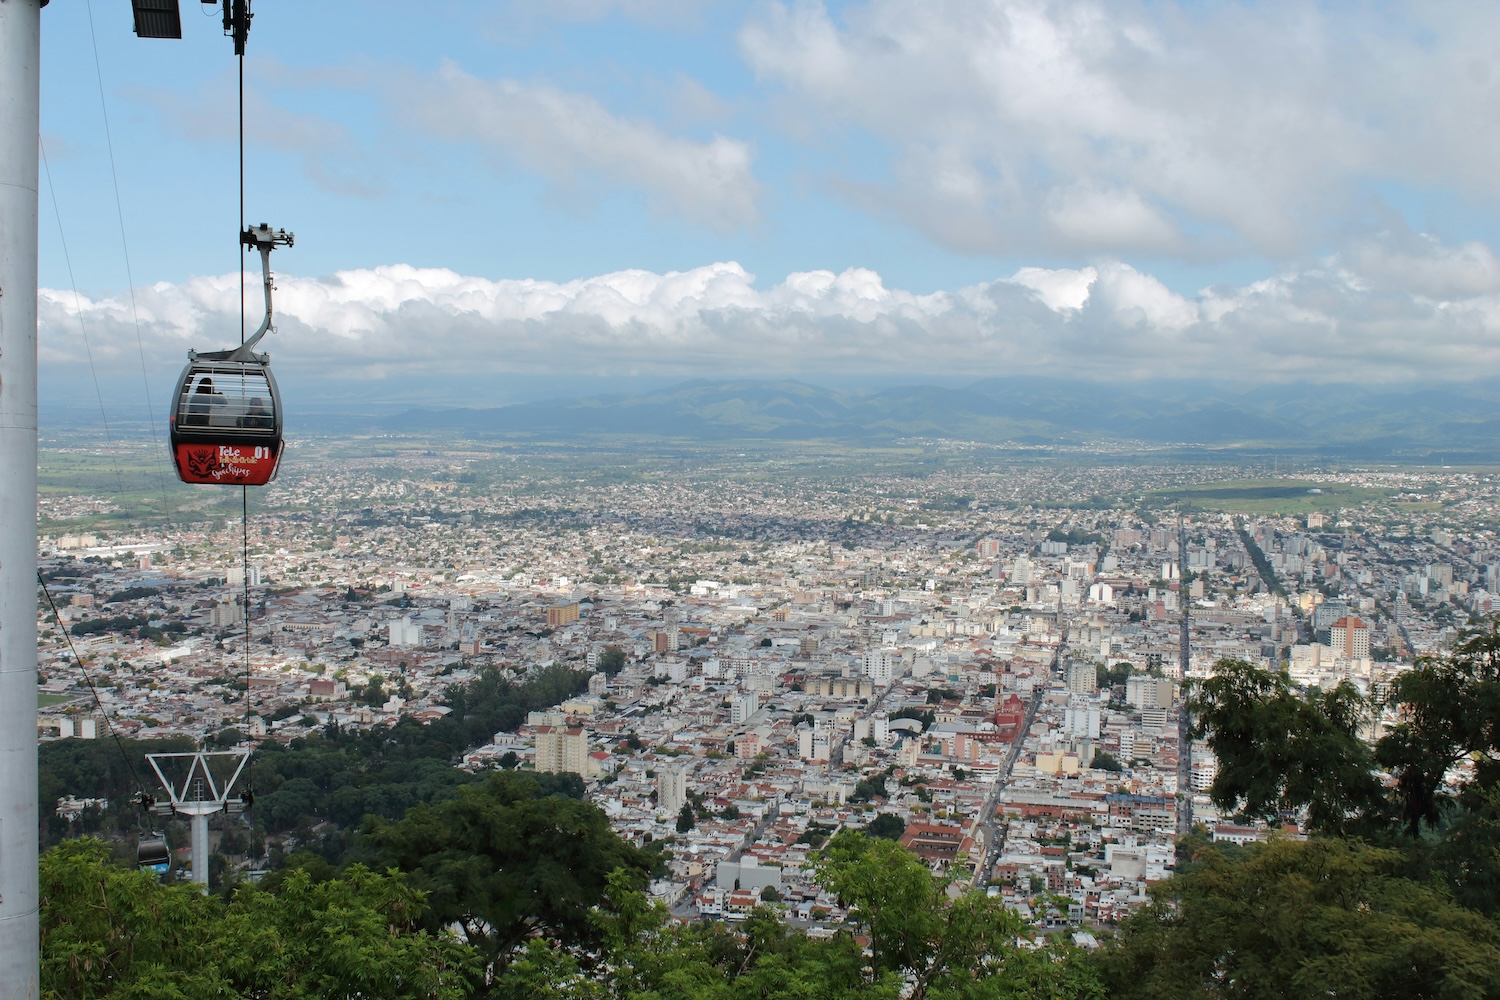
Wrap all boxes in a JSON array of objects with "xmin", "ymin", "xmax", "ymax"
[
  {"xmin": 395, "ymin": 63, "xmax": 759, "ymax": 232},
  {"xmin": 739, "ymin": 0, "xmax": 1500, "ymax": 259},
  {"xmin": 39, "ymin": 232, "xmax": 1500, "ymax": 385}
]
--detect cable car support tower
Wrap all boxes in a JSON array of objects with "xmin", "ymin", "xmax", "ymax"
[{"xmin": 145, "ymin": 751, "xmax": 251, "ymax": 887}]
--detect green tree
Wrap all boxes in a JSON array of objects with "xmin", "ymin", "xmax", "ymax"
[
  {"xmin": 865, "ymin": 812, "xmax": 907, "ymax": 840},
  {"xmin": 597, "ymin": 645, "xmax": 627, "ymax": 675},
  {"xmin": 1101, "ymin": 837, "xmax": 1500, "ymax": 1000},
  {"xmin": 676, "ymin": 802, "xmax": 696, "ymax": 833},
  {"xmin": 811, "ymin": 831, "xmax": 1100, "ymax": 1000},
  {"xmin": 1377, "ymin": 622, "xmax": 1500, "ymax": 836},
  {"xmin": 1190, "ymin": 630, "xmax": 1500, "ymax": 914},
  {"xmin": 1187, "ymin": 658, "xmax": 1383, "ymax": 835},
  {"xmin": 851, "ymin": 774, "xmax": 888, "ymax": 802},
  {"xmin": 365, "ymin": 771, "xmax": 656, "ymax": 973},
  {"xmin": 1090, "ymin": 750, "xmax": 1123, "ymax": 772},
  {"xmin": 359, "ymin": 677, "xmax": 388, "ymax": 707},
  {"xmin": 219, "ymin": 866, "xmax": 478, "ymax": 998},
  {"xmin": 40, "ymin": 838, "xmax": 478, "ymax": 999},
  {"xmin": 493, "ymin": 868, "xmax": 893, "ymax": 1000}
]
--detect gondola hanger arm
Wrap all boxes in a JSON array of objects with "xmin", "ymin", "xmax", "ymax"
[{"xmin": 225, "ymin": 224, "xmax": 292, "ymax": 361}]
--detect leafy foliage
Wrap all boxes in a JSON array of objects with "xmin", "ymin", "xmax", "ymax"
[
  {"xmin": 812, "ymin": 831, "xmax": 1103, "ymax": 1000},
  {"xmin": 1100, "ymin": 837, "xmax": 1500, "ymax": 1000},
  {"xmin": 41, "ymin": 838, "xmax": 478, "ymax": 999},
  {"xmin": 1376, "ymin": 622, "xmax": 1500, "ymax": 836},
  {"xmin": 1187, "ymin": 658, "xmax": 1383, "ymax": 834},
  {"xmin": 865, "ymin": 812, "xmax": 907, "ymax": 840},
  {"xmin": 1090, "ymin": 750, "xmax": 1123, "ymax": 772},
  {"xmin": 1188, "ymin": 629, "xmax": 1500, "ymax": 916},
  {"xmin": 39, "ymin": 736, "xmax": 195, "ymax": 848},
  {"xmin": 596, "ymin": 645, "xmax": 627, "ymax": 675},
  {"xmin": 488, "ymin": 842, "xmax": 1102, "ymax": 1000},
  {"xmin": 44, "ymin": 666, "xmax": 592, "ymax": 858},
  {"xmin": 362, "ymin": 771, "xmax": 659, "ymax": 972}
]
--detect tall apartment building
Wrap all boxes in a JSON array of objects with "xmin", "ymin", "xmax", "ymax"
[
  {"xmin": 1066, "ymin": 660, "xmax": 1098, "ymax": 694},
  {"xmin": 731, "ymin": 692, "xmax": 761, "ymax": 726},
  {"xmin": 658, "ymin": 766, "xmax": 688, "ymax": 817},
  {"xmin": 534, "ymin": 726, "xmax": 589, "ymax": 776},
  {"xmin": 797, "ymin": 726, "xmax": 830, "ymax": 762},
  {"xmin": 861, "ymin": 649, "xmax": 895, "ymax": 685},
  {"xmin": 1126, "ymin": 675, "xmax": 1176, "ymax": 710},
  {"xmin": 210, "ymin": 600, "xmax": 242, "ymax": 629},
  {"xmin": 226, "ymin": 565, "xmax": 261, "ymax": 587},
  {"xmin": 1330, "ymin": 616, "xmax": 1371, "ymax": 660},
  {"xmin": 388, "ymin": 616, "xmax": 423, "ymax": 647},
  {"xmin": 1065, "ymin": 697, "xmax": 1101, "ymax": 739},
  {"xmin": 547, "ymin": 602, "xmax": 580, "ymax": 628}
]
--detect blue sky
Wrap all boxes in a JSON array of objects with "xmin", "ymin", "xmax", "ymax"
[{"xmin": 34, "ymin": 0, "xmax": 1500, "ymax": 397}]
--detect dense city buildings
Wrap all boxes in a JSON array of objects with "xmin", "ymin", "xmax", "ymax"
[{"xmin": 34, "ymin": 446, "xmax": 1500, "ymax": 933}]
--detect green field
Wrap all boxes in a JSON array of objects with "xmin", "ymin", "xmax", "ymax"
[
  {"xmin": 38, "ymin": 693, "xmax": 74, "ymax": 708},
  {"xmin": 1147, "ymin": 478, "xmax": 1392, "ymax": 515},
  {"xmin": 38, "ymin": 446, "xmax": 246, "ymax": 530}
]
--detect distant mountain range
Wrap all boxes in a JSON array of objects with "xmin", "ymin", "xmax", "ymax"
[{"xmin": 378, "ymin": 377, "xmax": 1500, "ymax": 459}]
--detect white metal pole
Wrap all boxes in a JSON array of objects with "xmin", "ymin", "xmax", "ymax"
[
  {"xmin": 0, "ymin": 0, "xmax": 42, "ymax": 995},
  {"xmin": 191, "ymin": 812, "xmax": 210, "ymax": 887}
]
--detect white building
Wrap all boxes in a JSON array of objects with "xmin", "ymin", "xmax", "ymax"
[
  {"xmin": 658, "ymin": 766, "xmax": 688, "ymax": 817},
  {"xmin": 388, "ymin": 616, "xmax": 423, "ymax": 647},
  {"xmin": 226, "ymin": 564, "xmax": 262, "ymax": 587},
  {"xmin": 1066, "ymin": 661, "xmax": 1098, "ymax": 695},
  {"xmin": 1065, "ymin": 698, "xmax": 1101, "ymax": 739},
  {"xmin": 862, "ymin": 649, "xmax": 896, "ymax": 685},
  {"xmin": 731, "ymin": 692, "xmax": 761, "ymax": 726},
  {"xmin": 210, "ymin": 600, "xmax": 242, "ymax": 629},
  {"xmin": 797, "ymin": 726, "xmax": 830, "ymax": 763},
  {"xmin": 1126, "ymin": 675, "xmax": 1175, "ymax": 710}
]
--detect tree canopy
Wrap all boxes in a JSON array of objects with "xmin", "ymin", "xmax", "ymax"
[
  {"xmin": 1187, "ymin": 658, "xmax": 1382, "ymax": 835},
  {"xmin": 1189, "ymin": 627, "xmax": 1500, "ymax": 916},
  {"xmin": 1100, "ymin": 837, "xmax": 1500, "ymax": 1000},
  {"xmin": 41, "ymin": 838, "xmax": 478, "ymax": 999},
  {"xmin": 361, "ymin": 770, "xmax": 660, "ymax": 973}
]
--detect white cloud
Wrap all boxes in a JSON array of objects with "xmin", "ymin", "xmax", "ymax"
[
  {"xmin": 396, "ymin": 63, "xmax": 760, "ymax": 232},
  {"xmin": 739, "ymin": 0, "xmax": 1500, "ymax": 258},
  {"xmin": 1343, "ymin": 235, "xmax": 1500, "ymax": 301},
  {"xmin": 1008, "ymin": 266, "xmax": 1094, "ymax": 312},
  {"xmin": 38, "ymin": 234, "xmax": 1500, "ymax": 385}
]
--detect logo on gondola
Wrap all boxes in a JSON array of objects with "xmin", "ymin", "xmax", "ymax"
[{"xmin": 186, "ymin": 446, "xmax": 221, "ymax": 479}]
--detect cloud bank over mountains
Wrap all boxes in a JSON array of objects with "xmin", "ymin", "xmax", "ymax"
[
  {"xmin": 39, "ymin": 232, "xmax": 1500, "ymax": 384},
  {"xmin": 40, "ymin": 1, "xmax": 1500, "ymax": 396}
]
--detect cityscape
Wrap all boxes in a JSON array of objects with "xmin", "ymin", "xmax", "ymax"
[
  {"xmin": 19, "ymin": 0, "xmax": 1500, "ymax": 993},
  {"xmin": 36, "ymin": 439, "xmax": 1500, "ymax": 935}
]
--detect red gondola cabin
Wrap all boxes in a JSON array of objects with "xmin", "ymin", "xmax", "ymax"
[{"xmin": 169, "ymin": 223, "xmax": 292, "ymax": 486}]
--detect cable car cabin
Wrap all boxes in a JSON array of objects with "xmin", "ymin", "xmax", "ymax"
[
  {"xmin": 169, "ymin": 357, "xmax": 282, "ymax": 485},
  {"xmin": 169, "ymin": 223, "xmax": 294, "ymax": 485},
  {"xmin": 137, "ymin": 835, "xmax": 170, "ymax": 875}
]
